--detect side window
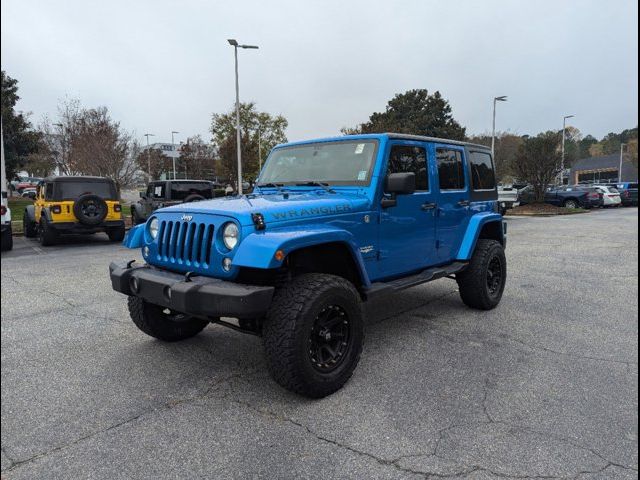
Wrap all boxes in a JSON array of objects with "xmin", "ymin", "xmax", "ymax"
[
  {"xmin": 436, "ymin": 148, "xmax": 466, "ymax": 190},
  {"xmin": 387, "ymin": 145, "xmax": 428, "ymax": 191},
  {"xmin": 146, "ymin": 184, "xmax": 154, "ymax": 198},
  {"xmin": 469, "ymin": 151, "xmax": 496, "ymax": 191},
  {"xmin": 45, "ymin": 183, "xmax": 54, "ymax": 200},
  {"xmin": 151, "ymin": 183, "xmax": 165, "ymax": 199}
]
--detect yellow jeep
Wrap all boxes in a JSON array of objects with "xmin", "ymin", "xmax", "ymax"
[{"xmin": 23, "ymin": 176, "xmax": 125, "ymax": 246}]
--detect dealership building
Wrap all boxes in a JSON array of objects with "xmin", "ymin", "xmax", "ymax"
[{"xmin": 569, "ymin": 153, "xmax": 638, "ymax": 184}]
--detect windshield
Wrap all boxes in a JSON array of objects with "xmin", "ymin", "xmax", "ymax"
[
  {"xmin": 54, "ymin": 181, "xmax": 116, "ymax": 200},
  {"xmin": 258, "ymin": 140, "xmax": 378, "ymax": 186}
]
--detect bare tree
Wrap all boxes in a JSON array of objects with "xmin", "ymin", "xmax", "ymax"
[
  {"xmin": 513, "ymin": 131, "xmax": 562, "ymax": 202},
  {"xmin": 179, "ymin": 135, "xmax": 217, "ymax": 180},
  {"xmin": 40, "ymin": 99, "xmax": 139, "ymax": 189}
]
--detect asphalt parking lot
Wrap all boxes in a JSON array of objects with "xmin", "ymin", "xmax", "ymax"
[{"xmin": 1, "ymin": 208, "xmax": 638, "ymax": 479}]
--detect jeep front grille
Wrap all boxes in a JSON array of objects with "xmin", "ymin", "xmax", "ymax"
[{"xmin": 156, "ymin": 220, "xmax": 215, "ymax": 266}]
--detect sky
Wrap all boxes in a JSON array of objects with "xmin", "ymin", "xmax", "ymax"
[{"xmin": 1, "ymin": 0, "xmax": 638, "ymax": 146}]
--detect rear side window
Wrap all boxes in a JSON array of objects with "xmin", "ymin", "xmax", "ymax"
[
  {"xmin": 469, "ymin": 151, "xmax": 496, "ymax": 191},
  {"xmin": 387, "ymin": 145, "xmax": 428, "ymax": 191},
  {"xmin": 170, "ymin": 182, "xmax": 213, "ymax": 200},
  {"xmin": 150, "ymin": 183, "xmax": 165, "ymax": 199},
  {"xmin": 45, "ymin": 183, "xmax": 54, "ymax": 200},
  {"xmin": 436, "ymin": 148, "xmax": 465, "ymax": 190}
]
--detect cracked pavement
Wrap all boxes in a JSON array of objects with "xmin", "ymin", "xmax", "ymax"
[{"xmin": 1, "ymin": 208, "xmax": 638, "ymax": 479}]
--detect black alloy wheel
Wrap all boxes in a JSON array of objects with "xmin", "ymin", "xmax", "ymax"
[{"xmin": 308, "ymin": 305, "xmax": 352, "ymax": 373}]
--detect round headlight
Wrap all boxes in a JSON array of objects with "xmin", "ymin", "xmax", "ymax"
[
  {"xmin": 149, "ymin": 217, "xmax": 159, "ymax": 239},
  {"xmin": 223, "ymin": 223, "xmax": 239, "ymax": 250}
]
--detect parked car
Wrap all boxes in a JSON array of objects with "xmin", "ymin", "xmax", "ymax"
[
  {"xmin": 111, "ymin": 133, "xmax": 507, "ymax": 398},
  {"xmin": 131, "ymin": 179, "xmax": 221, "ymax": 225},
  {"xmin": 15, "ymin": 177, "xmax": 42, "ymax": 193},
  {"xmin": 1, "ymin": 200, "xmax": 11, "ymax": 251},
  {"xmin": 593, "ymin": 185, "xmax": 622, "ymax": 207},
  {"xmin": 497, "ymin": 185, "xmax": 520, "ymax": 215},
  {"xmin": 22, "ymin": 176, "xmax": 125, "ymax": 246},
  {"xmin": 21, "ymin": 187, "xmax": 37, "ymax": 200},
  {"xmin": 606, "ymin": 183, "xmax": 638, "ymax": 207},
  {"xmin": 519, "ymin": 185, "xmax": 593, "ymax": 209},
  {"xmin": 567, "ymin": 185, "xmax": 604, "ymax": 209}
]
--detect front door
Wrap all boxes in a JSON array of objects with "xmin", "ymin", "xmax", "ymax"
[
  {"xmin": 378, "ymin": 142, "xmax": 437, "ymax": 278},
  {"xmin": 432, "ymin": 144, "xmax": 472, "ymax": 262}
]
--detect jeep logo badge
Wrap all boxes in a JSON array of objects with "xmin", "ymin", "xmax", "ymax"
[{"xmin": 181, "ymin": 214, "xmax": 193, "ymax": 222}]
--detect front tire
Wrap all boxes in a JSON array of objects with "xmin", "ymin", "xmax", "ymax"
[
  {"xmin": 263, "ymin": 273, "xmax": 364, "ymax": 398},
  {"xmin": 107, "ymin": 226, "xmax": 126, "ymax": 242},
  {"xmin": 457, "ymin": 239, "xmax": 507, "ymax": 310},
  {"xmin": 563, "ymin": 199, "xmax": 579, "ymax": 209},
  {"xmin": 127, "ymin": 296, "xmax": 209, "ymax": 342}
]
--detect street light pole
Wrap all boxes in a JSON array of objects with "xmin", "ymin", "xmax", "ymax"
[
  {"xmin": 491, "ymin": 96, "xmax": 508, "ymax": 159},
  {"xmin": 171, "ymin": 131, "xmax": 179, "ymax": 180},
  {"xmin": 144, "ymin": 133, "xmax": 155, "ymax": 181},
  {"xmin": 228, "ymin": 39, "xmax": 258, "ymax": 195},
  {"xmin": 258, "ymin": 126, "xmax": 262, "ymax": 173},
  {"xmin": 619, "ymin": 143, "xmax": 627, "ymax": 183},
  {"xmin": 560, "ymin": 115, "xmax": 574, "ymax": 186}
]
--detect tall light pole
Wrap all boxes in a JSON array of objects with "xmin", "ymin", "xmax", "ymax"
[
  {"xmin": 53, "ymin": 123, "xmax": 65, "ymax": 176},
  {"xmin": 171, "ymin": 131, "xmax": 179, "ymax": 179},
  {"xmin": 258, "ymin": 126, "xmax": 262, "ymax": 173},
  {"xmin": 491, "ymin": 96, "xmax": 508, "ymax": 159},
  {"xmin": 228, "ymin": 38, "xmax": 259, "ymax": 195},
  {"xmin": 619, "ymin": 143, "xmax": 627, "ymax": 183},
  {"xmin": 144, "ymin": 133, "xmax": 155, "ymax": 181},
  {"xmin": 560, "ymin": 115, "xmax": 574, "ymax": 185}
]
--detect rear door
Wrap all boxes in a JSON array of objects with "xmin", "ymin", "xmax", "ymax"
[{"xmin": 432, "ymin": 144, "xmax": 472, "ymax": 262}]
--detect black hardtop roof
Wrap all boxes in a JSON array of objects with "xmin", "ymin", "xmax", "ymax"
[
  {"xmin": 43, "ymin": 175, "xmax": 115, "ymax": 184},
  {"xmin": 153, "ymin": 179, "xmax": 214, "ymax": 183},
  {"xmin": 384, "ymin": 133, "xmax": 490, "ymax": 150}
]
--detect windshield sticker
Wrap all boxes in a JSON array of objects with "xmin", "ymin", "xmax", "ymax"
[
  {"xmin": 354, "ymin": 143, "xmax": 365, "ymax": 154},
  {"xmin": 357, "ymin": 170, "xmax": 367, "ymax": 181}
]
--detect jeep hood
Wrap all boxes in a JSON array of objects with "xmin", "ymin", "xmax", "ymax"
[{"xmin": 157, "ymin": 191, "xmax": 370, "ymax": 226}]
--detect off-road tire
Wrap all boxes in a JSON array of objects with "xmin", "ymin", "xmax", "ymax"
[
  {"xmin": 38, "ymin": 219, "xmax": 58, "ymax": 246},
  {"xmin": 23, "ymin": 211, "xmax": 38, "ymax": 238},
  {"xmin": 1, "ymin": 228, "xmax": 13, "ymax": 252},
  {"xmin": 107, "ymin": 226, "xmax": 126, "ymax": 242},
  {"xmin": 127, "ymin": 296, "xmax": 209, "ymax": 342},
  {"xmin": 263, "ymin": 273, "xmax": 364, "ymax": 398},
  {"xmin": 457, "ymin": 239, "xmax": 507, "ymax": 310},
  {"xmin": 131, "ymin": 207, "xmax": 144, "ymax": 226},
  {"xmin": 183, "ymin": 194, "xmax": 206, "ymax": 203}
]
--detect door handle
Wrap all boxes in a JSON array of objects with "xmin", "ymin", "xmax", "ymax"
[
  {"xmin": 421, "ymin": 202, "xmax": 437, "ymax": 210},
  {"xmin": 457, "ymin": 200, "xmax": 470, "ymax": 207}
]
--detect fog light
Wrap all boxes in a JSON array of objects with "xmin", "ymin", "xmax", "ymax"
[
  {"xmin": 143, "ymin": 246, "xmax": 150, "ymax": 257},
  {"xmin": 222, "ymin": 257, "xmax": 232, "ymax": 271}
]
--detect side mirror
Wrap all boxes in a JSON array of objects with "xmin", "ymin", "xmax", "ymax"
[
  {"xmin": 382, "ymin": 172, "xmax": 416, "ymax": 208},
  {"xmin": 140, "ymin": 192, "xmax": 146, "ymax": 199}
]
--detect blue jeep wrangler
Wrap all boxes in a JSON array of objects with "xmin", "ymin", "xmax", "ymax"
[{"xmin": 110, "ymin": 133, "xmax": 507, "ymax": 397}]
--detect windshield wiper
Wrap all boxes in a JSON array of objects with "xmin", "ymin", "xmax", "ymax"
[
  {"xmin": 256, "ymin": 182, "xmax": 286, "ymax": 194},
  {"xmin": 295, "ymin": 181, "xmax": 335, "ymax": 193}
]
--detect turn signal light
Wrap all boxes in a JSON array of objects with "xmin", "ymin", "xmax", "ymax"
[
  {"xmin": 0, "ymin": 205, "xmax": 6, "ymax": 216},
  {"xmin": 274, "ymin": 250, "xmax": 285, "ymax": 262}
]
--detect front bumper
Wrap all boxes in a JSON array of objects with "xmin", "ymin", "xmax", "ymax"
[
  {"xmin": 109, "ymin": 262, "xmax": 275, "ymax": 319},
  {"xmin": 50, "ymin": 220, "xmax": 125, "ymax": 233}
]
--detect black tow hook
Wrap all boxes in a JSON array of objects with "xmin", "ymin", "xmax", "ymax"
[
  {"xmin": 126, "ymin": 260, "xmax": 137, "ymax": 269},
  {"xmin": 184, "ymin": 271, "xmax": 198, "ymax": 283}
]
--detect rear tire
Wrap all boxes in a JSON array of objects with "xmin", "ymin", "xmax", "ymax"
[
  {"xmin": 457, "ymin": 239, "xmax": 507, "ymax": 310},
  {"xmin": 263, "ymin": 273, "xmax": 364, "ymax": 398},
  {"xmin": 132, "ymin": 208, "xmax": 144, "ymax": 226},
  {"xmin": 563, "ymin": 199, "xmax": 579, "ymax": 209},
  {"xmin": 1, "ymin": 227, "xmax": 13, "ymax": 252},
  {"xmin": 127, "ymin": 296, "xmax": 209, "ymax": 342},
  {"xmin": 38, "ymin": 219, "xmax": 58, "ymax": 246}
]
